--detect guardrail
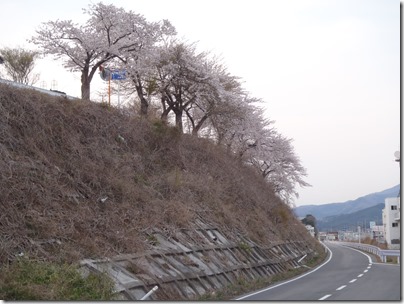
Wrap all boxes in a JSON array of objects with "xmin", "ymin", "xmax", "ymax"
[
  {"xmin": 337, "ymin": 242, "xmax": 400, "ymax": 264},
  {"xmin": 0, "ymin": 78, "xmax": 78, "ymax": 100}
]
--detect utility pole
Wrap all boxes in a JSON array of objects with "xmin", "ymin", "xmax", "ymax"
[{"xmin": 358, "ymin": 225, "xmax": 361, "ymax": 243}]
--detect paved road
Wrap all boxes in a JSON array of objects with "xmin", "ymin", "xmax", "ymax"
[{"xmin": 236, "ymin": 242, "xmax": 401, "ymax": 301}]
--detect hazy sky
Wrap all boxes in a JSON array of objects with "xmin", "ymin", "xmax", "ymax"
[{"xmin": 0, "ymin": 0, "xmax": 401, "ymax": 206}]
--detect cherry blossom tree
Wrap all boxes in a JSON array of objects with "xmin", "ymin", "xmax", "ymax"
[
  {"xmin": 113, "ymin": 20, "xmax": 176, "ymax": 116},
  {"xmin": 30, "ymin": 3, "xmax": 159, "ymax": 100},
  {"xmin": 212, "ymin": 99, "xmax": 310, "ymax": 205},
  {"xmin": 29, "ymin": 2, "xmax": 309, "ymax": 205},
  {"xmin": 210, "ymin": 94, "xmax": 261, "ymax": 151},
  {"xmin": 150, "ymin": 41, "xmax": 241, "ymax": 135},
  {"xmin": 154, "ymin": 42, "xmax": 211, "ymax": 132},
  {"xmin": 203, "ymin": 80, "xmax": 247, "ymax": 145},
  {"xmin": 246, "ymin": 132, "xmax": 310, "ymax": 204},
  {"xmin": 183, "ymin": 58, "xmax": 242, "ymax": 136}
]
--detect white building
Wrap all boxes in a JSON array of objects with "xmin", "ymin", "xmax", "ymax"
[
  {"xmin": 382, "ymin": 197, "xmax": 400, "ymax": 249},
  {"xmin": 371, "ymin": 225, "xmax": 385, "ymax": 243},
  {"xmin": 305, "ymin": 225, "xmax": 315, "ymax": 237}
]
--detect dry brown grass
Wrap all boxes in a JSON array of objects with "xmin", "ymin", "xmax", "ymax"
[
  {"xmin": 0, "ymin": 83, "xmax": 318, "ymax": 265},
  {"xmin": 360, "ymin": 236, "xmax": 388, "ymax": 249}
]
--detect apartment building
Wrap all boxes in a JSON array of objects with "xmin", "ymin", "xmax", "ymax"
[{"xmin": 382, "ymin": 197, "xmax": 400, "ymax": 249}]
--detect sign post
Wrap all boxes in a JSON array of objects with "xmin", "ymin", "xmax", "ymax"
[
  {"xmin": 99, "ymin": 66, "xmax": 126, "ymax": 107},
  {"xmin": 111, "ymin": 71, "xmax": 126, "ymax": 107}
]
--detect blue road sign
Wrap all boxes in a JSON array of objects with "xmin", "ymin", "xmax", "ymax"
[{"xmin": 111, "ymin": 70, "xmax": 126, "ymax": 80}]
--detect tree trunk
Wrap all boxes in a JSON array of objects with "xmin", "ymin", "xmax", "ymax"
[
  {"xmin": 161, "ymin": 110, "xmax": 169, "ymax": 123},
  {"xmin": 192, "ymin": 115, "xmax": 209, "ymax": 136},
  {"xmin": 175, "ymin": 110, "xmax": 183, "ymax": 133},
  {"xmin": 135, "ymin": 85, "xmax": 148, "ymax": 116},
  {"xmin": 140, "ymin": 98, "xmax": 148, "ymax": 116},
  {"xmin": 160, "ymin": 96, "xmax": 171, "ymax": 122},
  {"xmin": 81, "ymin": 69, "xmax": 91, "ymax": 100}
]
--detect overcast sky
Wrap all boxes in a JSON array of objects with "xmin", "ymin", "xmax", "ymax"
[{"xmin": 1, "ymin": 0, "xmax": 401, "ymax": 206}]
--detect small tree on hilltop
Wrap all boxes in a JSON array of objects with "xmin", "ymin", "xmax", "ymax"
[{"xmin": 0, "ymin": 47, "xmax": 40, "ymax": 85}]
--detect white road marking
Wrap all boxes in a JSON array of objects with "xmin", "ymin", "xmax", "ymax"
[
  {"xmin": 336, "ymin": 285, "xmax": 346, "ymax": 291},
  {"xmin": 319, "ymin": 294, "xmax": 332, "ymax": 300},
  {"xmin": 358, "ymin": 274, "xmax": 364, "ymax": 277},
  {"xmin": 236, "ymin": 243, "xmax": 333, "ymax": 300},
  {"xmin": 340, "ymin": 246, "xmax": 373, "ymax": 264},
  {"xmin": 349, "ymin": 279, "xmax": 357, "ymax": 283},
  {"xmin": 364, "ymin": 269, "xmax": 368, "ymax": 273}
]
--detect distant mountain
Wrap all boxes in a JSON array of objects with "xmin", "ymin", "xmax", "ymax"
[
  {"xmin": 294, "ymin": 184, "xmax": 400, "ymax": 220},
  {"xmin": 316, "ymin": 203, "xmax": 385, "ymax": 231}
]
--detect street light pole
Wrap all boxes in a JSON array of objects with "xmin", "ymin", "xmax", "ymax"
[{"xmin": 394, "ymin": 151, "xmax": 400, "ymax": 164}]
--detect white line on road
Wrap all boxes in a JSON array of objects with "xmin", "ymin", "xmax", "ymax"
[
  {"xmin": 236, "ymin": 243, "xmax": 333, "ymax": 300},
  {"xmin": 336, "ymin": 285, "xmax": 346, "ymax": 291},
  {"xmin": 319, "ymin": 294, "xmax": 332, "ymax": 300},
  {"xmin": 341, "ymin": 246, "xmax": 373, "ymax": 264},
  {"xmin": 358, "ymin": 274, "xmax": 364, "ymax": 277},
  {"xmin": 364, "ymin": 269, "xmax": 368, "ymax": 273},
  {"xmin": 349, "ymin": 279, "xmax": 357, "ymax": 283}
]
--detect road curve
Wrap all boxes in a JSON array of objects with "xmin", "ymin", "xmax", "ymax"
[{"xmin": 236, "ymin": 241, "xmax": 400, "ymax": 301}]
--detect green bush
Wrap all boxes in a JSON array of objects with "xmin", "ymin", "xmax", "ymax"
[
  {"xmin": 238, "ymin": 241, "xmax": 252, "ymax": 253},
  {"xmin": 0, "ymin": 258, "xmax": 115, "ymax": 300}
]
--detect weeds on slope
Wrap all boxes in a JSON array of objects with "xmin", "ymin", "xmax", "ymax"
[{"xmin": 0, "ymin": 257, "xmax": 115, "ymax": 301}]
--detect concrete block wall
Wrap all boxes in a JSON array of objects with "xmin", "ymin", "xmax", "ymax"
[{"xmin": 80, "ymin": 221, "xmax": 315, "ymax": 300}]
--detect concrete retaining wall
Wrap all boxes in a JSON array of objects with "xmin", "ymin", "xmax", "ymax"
[{"xmin": 80, "ymin": 221, "xmax": 316, "ymax": 300}]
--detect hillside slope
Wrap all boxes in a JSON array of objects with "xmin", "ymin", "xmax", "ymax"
[
  {"xmin": 0, "ymin": 83, "xmax": 317, "ymax": 266},
  {"xmin": 294, "ymin": 184, "xmax": 400, "ymax": 220}
]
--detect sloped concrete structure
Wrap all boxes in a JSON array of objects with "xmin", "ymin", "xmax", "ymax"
[{"xmin": 80, "ymin": 219, "xmax": 317, "ymax": 300}]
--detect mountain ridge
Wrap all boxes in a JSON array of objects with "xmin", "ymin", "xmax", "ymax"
[
  {"xmin": 316, "ymin": 203, "xmax": 385, "ymax": 231},
  {"xmin": 294, "ymin": 184, "xmax": 400, "ymax": 220}
]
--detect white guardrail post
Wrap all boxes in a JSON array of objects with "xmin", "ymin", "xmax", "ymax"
[{"xmin": 140, "ymin": 285, "xmax": 159, "ymax": 300}]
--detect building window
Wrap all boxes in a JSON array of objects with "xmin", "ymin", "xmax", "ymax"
[
  {"xmin": 391, "ymin": 205, "xmax": 397, "ymax": 210},
  {"xmin": 392, "ymin": 223, "xmax": 398, "ymax": 227}
]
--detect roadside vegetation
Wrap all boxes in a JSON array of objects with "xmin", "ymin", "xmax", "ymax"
[
  {"xmin": 0, "ymin": 257, "xmax": 114, "ymax": 301},
  {"xmin": 360, "ymin": 236, "xmax": 388, "ymax": 249}
]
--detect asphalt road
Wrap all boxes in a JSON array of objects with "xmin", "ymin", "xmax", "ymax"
[{"xmin": 236, "ymin": 241, "xmax": 401, "ymax": 301}]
